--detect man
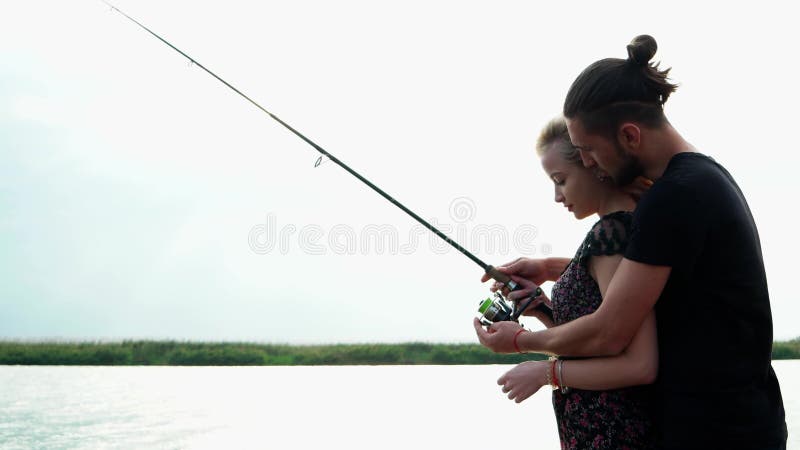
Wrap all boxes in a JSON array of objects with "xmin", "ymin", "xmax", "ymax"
[{"xmin": 474, "ymin": 35, "xmax": 786, "ymax": 449}]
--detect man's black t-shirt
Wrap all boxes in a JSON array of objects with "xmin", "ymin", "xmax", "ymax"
[{"xmin": 624, "ymin": 152, "xmax": 787, "ymax": 449}]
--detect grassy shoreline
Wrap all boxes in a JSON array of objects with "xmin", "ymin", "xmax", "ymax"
[{"xmin": 0, "ymin": 339, "xmax": 798, "ymax": 365}]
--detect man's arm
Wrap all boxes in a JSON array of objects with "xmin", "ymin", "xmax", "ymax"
[
  {"xmin": 517, "ymin": 258, "xmax": 670, "ymax": 356},
  {"xmin": 558, "ymin": 310, "xmax": 658, "ymax": 389}
]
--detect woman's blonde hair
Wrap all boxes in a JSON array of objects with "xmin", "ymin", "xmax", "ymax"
[{"xmin": 535, "ymin": 117, "xmax": 582, "ymax": 164}]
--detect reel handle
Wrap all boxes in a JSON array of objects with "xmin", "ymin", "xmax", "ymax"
[{"xmin": 485, "ymin": 265, "xmax": 554, "ymax": 322}]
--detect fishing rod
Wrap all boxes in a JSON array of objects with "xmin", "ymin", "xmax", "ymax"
[{"xmin": 101, "ymin": 1, "xmax": 552, "ymax": 322}]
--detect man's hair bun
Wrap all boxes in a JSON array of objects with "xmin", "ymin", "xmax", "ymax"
[{"xmin": 626, "ymin": 35, "xmax": 657, "ymax": 67}]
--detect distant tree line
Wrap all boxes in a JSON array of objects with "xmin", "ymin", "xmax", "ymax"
[{"xmin": 0, "ymin": 339, "xmax": 797, "ymax": 366}]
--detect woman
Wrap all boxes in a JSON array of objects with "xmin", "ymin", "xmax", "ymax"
[{"xmin": 493, "ymin": 117, "xmax": 658, "ymax": 449}]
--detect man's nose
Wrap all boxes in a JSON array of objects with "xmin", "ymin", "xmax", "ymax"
[{"xmin": 579, "ymin": 150, "xmax": 596, "ymax": 168}]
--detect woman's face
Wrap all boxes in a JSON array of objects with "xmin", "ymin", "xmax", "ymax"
[{"xmin": 540, "ymin": 145, "xmax": 606, "ymax": 220}]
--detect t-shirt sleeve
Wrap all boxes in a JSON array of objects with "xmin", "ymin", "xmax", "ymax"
[{"xmin": 624, "ymin": 180, "xmax": 708, "ymax": 268}]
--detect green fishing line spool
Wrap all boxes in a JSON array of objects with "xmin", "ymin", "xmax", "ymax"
[{"xmin": 477, "ymin": 293, "xmax": 514, "ymax": 326}]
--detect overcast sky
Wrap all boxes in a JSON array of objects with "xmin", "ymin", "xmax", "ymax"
[{"xmin": 2, "ymin": 0, "xmax": 798, "ymax": 343}]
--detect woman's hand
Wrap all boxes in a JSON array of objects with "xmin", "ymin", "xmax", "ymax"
[
  {"xmin": 623, "ymin": 176, "xmax": 654, "ymax": 202},
  {"xmin": 480, "ymin": 258, "xmax": 550, "ymax": 295},
  {"xmin": 506, "ymin": 276, "xmax": 555, "ymax": 328},
  {"xmin": 498, "ymin": 360, "xmax": 550, "ymax": 403},
  {"xmin": 472, "ymin": 318, "xmax": 524, "ymax": 354}
]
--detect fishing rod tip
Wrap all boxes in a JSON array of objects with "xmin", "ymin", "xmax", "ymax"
[{"xmin": 101, "ymin": 0, "xmax": 116, "ymax": 11}]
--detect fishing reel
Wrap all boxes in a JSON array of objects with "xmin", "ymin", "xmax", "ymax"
[
  {"xmin": 476, "ymin": 285, "xmax": 546, "ymax": 327},
  {"xmin": 478, "ymin": 265, "xmax": 551, "ymax": 327}
]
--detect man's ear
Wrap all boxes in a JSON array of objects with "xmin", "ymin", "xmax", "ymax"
[{"xmin": 617, "ymin": 123, "xmax": 641, "ymax": 152}]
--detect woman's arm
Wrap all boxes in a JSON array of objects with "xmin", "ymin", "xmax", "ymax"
[
  {"xmin": 544, "ymin": 257, "xmax": 572, "ymax": 281},
  {"xmin": 498, "ymin": 311, "xmax": 656, "ymax": 402},
  {"xmin": 480, "ymin": 257, "xmax": 572, "ymax": 287}
]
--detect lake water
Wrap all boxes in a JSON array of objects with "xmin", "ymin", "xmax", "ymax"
[{"xmin": 1, "ymin": 361, "xmax": 797, "ymax": 449}]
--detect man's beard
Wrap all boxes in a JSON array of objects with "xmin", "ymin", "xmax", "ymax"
[{"xmin": 611, "ymin": 143, "xmax": 644, "ymax": 186}]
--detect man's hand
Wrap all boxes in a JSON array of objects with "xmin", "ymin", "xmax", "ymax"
[
  {"xmin": 472, "ymin": 318, "xmax": 525, "ymax": 353},
  {"xmin": 498, "ymin": 360, "xmax": 549, "ymax": 403}
]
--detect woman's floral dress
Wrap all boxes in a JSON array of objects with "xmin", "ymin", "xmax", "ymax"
[{"xmin": 550, "ymin": 211, "xmax": 655, "ymax": 450}]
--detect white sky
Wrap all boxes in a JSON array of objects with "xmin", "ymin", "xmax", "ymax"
[{"xmin": 1, "ymin": 0, "xmax": 798, "ymax": 343}]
